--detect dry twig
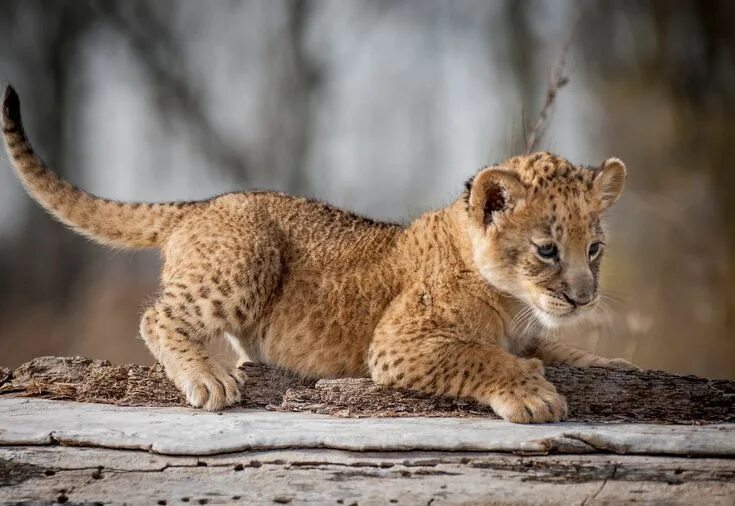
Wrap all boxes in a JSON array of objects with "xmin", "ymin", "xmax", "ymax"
[{"xmin": 525, "ymin": 17, "xmax": 580, "ymax": 153}]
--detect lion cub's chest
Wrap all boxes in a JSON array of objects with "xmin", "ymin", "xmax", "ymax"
[
  {"xmin": 501, "ymin": 306, "xmax": 538, "ymax": 356},
  {"xmin": 499, "ymin": 330, "xmax": 536, "ymax": 357}
]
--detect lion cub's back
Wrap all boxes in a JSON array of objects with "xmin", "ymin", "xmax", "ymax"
[{"xmin": 213, "ymin": 190, "xmax": 403, "ymax": 267}]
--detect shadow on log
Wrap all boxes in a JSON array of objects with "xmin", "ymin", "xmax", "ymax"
[{"xmin": 0, "ymin": 356, "xmax": 733, "ymax": 424}]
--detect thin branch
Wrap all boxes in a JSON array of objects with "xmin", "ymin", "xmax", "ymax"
[{"xmin": 524, "ymin": 16, "xmax": 580, "ymax": 154}]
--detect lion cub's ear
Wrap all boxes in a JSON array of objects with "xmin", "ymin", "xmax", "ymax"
[
  {"xmin": 595, "ymin": 158, "xmax": 627, "ymax": 211},
  {"xmin": 468, "ymin": 167, "xmax": 526, "ymax": 227}
]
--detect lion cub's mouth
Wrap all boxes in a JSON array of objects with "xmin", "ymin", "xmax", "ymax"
[{"xmin": 533, "ymin": 293, "xmax": 598, "ymax": 328}]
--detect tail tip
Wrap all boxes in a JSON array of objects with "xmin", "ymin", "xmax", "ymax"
[{"xmin": 2, "ymin": 84, "xmax": 21, "ymax": 125}]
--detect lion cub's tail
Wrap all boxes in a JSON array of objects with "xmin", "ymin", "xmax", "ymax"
[{"xmin": 2, "ymin": 85, "xmax": 199, "ymax": 249}]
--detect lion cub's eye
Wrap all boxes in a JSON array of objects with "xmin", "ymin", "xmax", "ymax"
[
  {"xmin": 536, "ymin": 243, "xmax": 558, "ymax": 260},
  {"xmin": 588, "ymin": 242, "xmax": 603, "ymax": 259}
]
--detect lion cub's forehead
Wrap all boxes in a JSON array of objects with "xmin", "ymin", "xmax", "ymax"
[
  {"xmin": 509, "ymin": 152, "xmax": 597, "ymax": 191},
  {"xmin": 509, "ymin": 152, "xmax": 602, "ymax": 239}
]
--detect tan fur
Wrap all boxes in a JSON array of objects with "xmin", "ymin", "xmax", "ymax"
[{"xmin": 2, "ymin": 86, "xmax": 636, "ymax": 423}]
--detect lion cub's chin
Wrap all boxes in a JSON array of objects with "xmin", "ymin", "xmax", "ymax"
[{"xmin": 531, "ymin": 298, "xmax": 596, "ymax": 330}]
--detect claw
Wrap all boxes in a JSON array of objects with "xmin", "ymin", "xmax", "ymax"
[{"xmin": 169, "ymin": 360, "xmax": 244, "ymax": 411}]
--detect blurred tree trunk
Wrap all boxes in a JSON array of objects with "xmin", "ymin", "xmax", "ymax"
[
  {"xmin": 283, "ymin": 0, "xmax": 321, "ymax": 195},
  {"xmin": 0, "ymin": 1, "xmax": 93, "ymax": 310},
  {"xmin": 501, "ymin": 0, "xmax": 538, "ymax": 155},
  {"xmin": 576, "ymin": 0, "xmax": 735, "ymax": 374}
]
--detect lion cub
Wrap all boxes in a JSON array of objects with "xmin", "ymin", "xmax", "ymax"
[{"xmin": 2, "ymin": 86, "xmax": 635, "ymax": 423}]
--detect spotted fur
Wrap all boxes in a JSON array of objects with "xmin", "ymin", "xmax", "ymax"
[{"xmin": 2, "ymin": 86, "xmax": 635, "ymax": 423}]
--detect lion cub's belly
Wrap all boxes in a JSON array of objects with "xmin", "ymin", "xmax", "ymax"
[{"xmin": 246, "ymin": 271, "xmax": 391, "ymax": 379}]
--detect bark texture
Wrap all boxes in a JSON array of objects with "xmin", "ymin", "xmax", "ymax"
[{"xmin": 1, "ymin": 356, "xmax": 733, "ymax": 424}]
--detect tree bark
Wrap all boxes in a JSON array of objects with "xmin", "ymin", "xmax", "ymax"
[{"xmin": 1, "ymin": 356, "xmax": 733, "ymax": 424}]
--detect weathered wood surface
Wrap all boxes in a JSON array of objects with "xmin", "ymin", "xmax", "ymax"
[
  {"xmin": 3, "ymin": 398, "xmax": 735, "ymax": 457},
  {"xmin": 1, "ymin": 356, "xmax": 733, "ymax": 423},
  {"xmin": 1, "ymin": 446, "xmax": 734, "ymax": 505},
  {"xmin": 1, "ymin": 356, "xmax": 735, "ymax": 505}
]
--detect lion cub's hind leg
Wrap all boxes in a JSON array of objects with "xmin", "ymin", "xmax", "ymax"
[
  {"xmin": 141, "ymin": 219, "xmax": 283, "ymax": 411},
  {"xmin": 140, "ymin": 300, "xmax": 246, "ymax": 411}
]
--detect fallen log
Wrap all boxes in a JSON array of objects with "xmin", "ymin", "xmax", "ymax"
[
  {"xmin": 1, "ymin": 356, "xmax": 733, "ymax": 424},
  {"xmin": 3, "ymin": 446, "xmax": 734, "ymax": 504},
  {"xmin": 1, "ymin": 356, "xmax": 734, "ymax": 504}
]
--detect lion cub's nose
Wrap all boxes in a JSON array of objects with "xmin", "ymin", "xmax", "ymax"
[
  {"xmin": 562, "ymin": 290, "xmax": 594, "ymax": 307},
  {"xmin": 563, "ymin": 269, "xmax": 595, "ymax": 307}
]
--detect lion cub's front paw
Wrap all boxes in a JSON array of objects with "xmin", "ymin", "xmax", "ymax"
[
  {"xmin": 598, "ymin": 357, "xmax": 640, "ymax": 371},
  {"xmin": 169, "ymin": 360, "xmax": 246, "ymax": 411},
  {"xmin": 489, "ymin": 358, "xmax": 568, "ymax": 424}
]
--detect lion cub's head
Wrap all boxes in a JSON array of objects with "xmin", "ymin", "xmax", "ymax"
[{"xmin": 464, "ymin": 152, "xmax": 626, "ymax": 328}]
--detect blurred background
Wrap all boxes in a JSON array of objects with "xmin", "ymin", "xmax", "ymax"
[{"xmin": 0, "ymin": 0, "xmax": 733, "ymax": 379}]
